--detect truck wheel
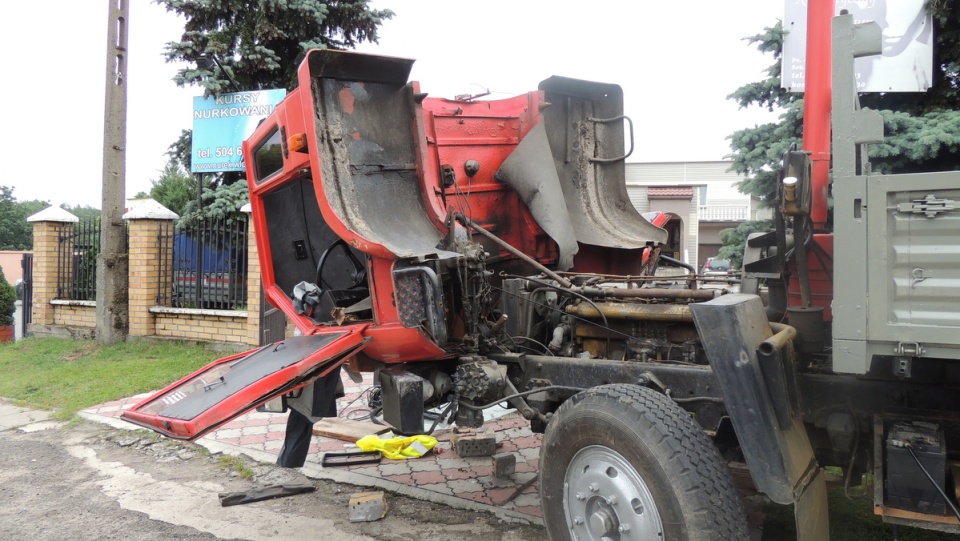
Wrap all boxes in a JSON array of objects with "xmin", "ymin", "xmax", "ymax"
[{"xmin": 539, "ymin": 384, "xmax": 746, "ymax": 541}]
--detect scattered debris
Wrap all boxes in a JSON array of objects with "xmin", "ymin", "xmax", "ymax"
[
  {"xmin": 496, "ymin": 473, "xmax": 539, "ymax": 507},
  {"xmin": 321, "ymin": 450, "xmax": 382, "ymax": 467},
  {"xmin": 349, "ymin": 491, "xmax": 388, "ymax": 522},
  {"xmin": 450, "ymin": 427, "xmax": 496, "ymax": 457},
  {"xmin": 312, "ymin": 418, "xmax": 390, "ymax": 442},
  {"xmin": 218, "ymin": 483, "xmax": 316, "ymax": 507},
  {"xmin": 492, "ymin": 452, "xmax": 516, "ymax": 478}
]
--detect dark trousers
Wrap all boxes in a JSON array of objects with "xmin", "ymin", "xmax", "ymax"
[{"xmin": 276, "ymin": 366, "xmax": 342, "ymax": 468}]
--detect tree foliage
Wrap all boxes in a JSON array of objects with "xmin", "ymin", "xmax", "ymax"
[
  {"xmin": 178, "ymin": 180, "xmax": 249, "ymax": 228},
  {"xmin": 730, "ymin": 7, "xmax": 960, "ymax": 201},
  {"xmin": 137, "ymin": 158, "xmax": 198, "ymax": 217},
  {"xmin": 158, "ymin": 0, "xmax": 393, "ymax": 96},
  {"xmin": 0, "ymin": 186, "xmax": 46, "ymax": 251},
  {"xmin": 157, "ymin": 0, "xmax": 393, "ymax": 181},
  {"xmin": 718, "ymin": 220, "xmax": 772, "ymax": 270},
  {"xmin": 60, "ymin": 204, "xmax": 101, "ymax": 223},
  {"xmin": 724, "ymin": 6, "xmax": 960, "ymax": 257},
  {"xmin": 0, "ymin": 265, "xmax": 15, "ymax": 326}
]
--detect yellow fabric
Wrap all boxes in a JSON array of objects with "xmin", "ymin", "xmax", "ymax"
[{"xmin": 355, "ymin": 434, "xmax": 438, "ymax": 460}]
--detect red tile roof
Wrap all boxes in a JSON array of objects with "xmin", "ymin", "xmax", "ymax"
[{"xmin": 647, "ymin": 186, "xmax": 694, "ymax": 199}]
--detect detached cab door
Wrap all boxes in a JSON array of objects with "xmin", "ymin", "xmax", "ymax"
[{"xmin": 121, "ymin": 330, "xmax": 368, "ymax": 440}]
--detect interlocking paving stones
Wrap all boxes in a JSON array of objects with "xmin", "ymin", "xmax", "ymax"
[{"xmin": 81, "ymin": 371, "xmax": 545, "ymax": 523}]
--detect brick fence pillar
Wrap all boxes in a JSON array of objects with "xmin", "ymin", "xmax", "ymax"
[
  {"xmin": 123, "ymin": 200, "xmax": 178, "ymax": 338},
  {"xmin": 242, "ymin": 205, "xmax": 261, "ymax": 347},
  {"xmin": 26, "ymin": 207, "xmax": 78, "ymax": 328}
]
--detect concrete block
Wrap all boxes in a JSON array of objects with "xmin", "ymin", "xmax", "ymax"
[
  {"xmin": 349, "ymin": 491, "xmax": 387, "ymax": 522},
  {"xmin": 492, "ymin": 452, "xmax": 516, "ymax": 478},
  {"xmin": 450, "ymin": 427, "xmax": 497, "ymax": 457}
]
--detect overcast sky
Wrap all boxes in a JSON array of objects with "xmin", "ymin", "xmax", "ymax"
[{"xmin": 2, "ymin": 1, "xmax": 782, "ymax": 209}]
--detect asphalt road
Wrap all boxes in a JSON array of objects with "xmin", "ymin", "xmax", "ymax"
[{"xmin": 0, "ymin": 419, "xmax": 545, "ymax": 541}]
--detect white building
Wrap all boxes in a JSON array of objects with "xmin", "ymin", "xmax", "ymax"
[{"xmin": 625, "ymin": 161, "xmax": 770, "ymax": 268}]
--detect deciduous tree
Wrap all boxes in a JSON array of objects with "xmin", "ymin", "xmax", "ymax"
[
  {"xmin": 0, "ymin": 186, "xmax": 46, "ymax": 250},
  {"xmin": 136, "ymin": 159, "xmax": 198, "ymax": 217}
]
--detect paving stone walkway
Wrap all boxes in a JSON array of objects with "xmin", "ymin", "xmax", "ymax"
[{"xmin": 81, "ymin": 372, "xmax": 545, "ymax": 524}]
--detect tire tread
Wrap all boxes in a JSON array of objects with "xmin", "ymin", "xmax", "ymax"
[{"xmin": 541, "ymin": 383, "xmax": 748, "ymax": 541}]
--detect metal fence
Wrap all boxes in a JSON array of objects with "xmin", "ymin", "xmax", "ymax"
[
  {"xmin": 20, "ymin": 253, "xmax": 33, "ymax": 329},
  {"xmin": 56, "ymin": 218, "xmax": 101, "ymax": 300},
  {"xmin": 158, "ymin": 215, "xmax": 249, "ymax": 310}
]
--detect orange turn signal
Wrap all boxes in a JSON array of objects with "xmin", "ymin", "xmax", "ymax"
[{"xmin": 288, "ymin": 133, "xmax": 308, "ymax": 153}]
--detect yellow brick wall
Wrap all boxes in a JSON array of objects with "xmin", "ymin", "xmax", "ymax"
[
  {"xmin": 245, "ymin": 216, "xmax": 262, "ymax": 346},
  {"xmin": 30, "ymin": 221, "xmax": 66, "ymax": 325},
  {"xmin": 127, "ymin": 219, "xmax": 170, "ymax": 337},
  {"xmin": 53, "ymin": 304, "xmax": 97, "ymax": 328},
  {"xmin": 30, "ymin": 213, "xmax": 264, "ymax": 347},
  {"xmin": 154, "ymin": 312, "xmax": 249, "ymax": 344}
]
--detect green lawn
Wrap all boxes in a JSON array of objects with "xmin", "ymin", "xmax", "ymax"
[{"xmin": 0, "ymin": 337, "xmax": 223, "ymax": 419}]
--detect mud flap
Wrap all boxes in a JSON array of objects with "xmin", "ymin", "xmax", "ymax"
[
  {"xmin": 121, "ymin": 331, "xmax": 369, "ymax": 440},
  {"xmin": 690, "ymin": 294, "xmax": 829, "ymax": 541}
]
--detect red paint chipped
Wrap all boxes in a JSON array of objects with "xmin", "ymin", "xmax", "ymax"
[
  {"xmin": 351, "ymin": 132, "xmax": 362, "ymax": 140},
  {"xmin": 339, "ymin": 87, "xmax": 355, "ymax": 114}
]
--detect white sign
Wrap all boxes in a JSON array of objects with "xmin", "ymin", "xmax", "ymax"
[{"xmin": 782, "ymin": 0, "xmax": 933, "ymax": 93}]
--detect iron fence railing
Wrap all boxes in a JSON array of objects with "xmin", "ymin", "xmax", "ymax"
[
  {"xmin": 158, "ymin": 215, "xmax": 249, "ymax": 310},
  {"xmin": 55, "ymin": 218, "xmax": 101, "ymax": 300}
]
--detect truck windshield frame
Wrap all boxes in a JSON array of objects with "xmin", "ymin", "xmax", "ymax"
[{"xmin": 253, "ymin": 126, "xmax": 284, "ymax": 183}]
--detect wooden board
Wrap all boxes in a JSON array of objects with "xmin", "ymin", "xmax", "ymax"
[{"xmin": 312, "ymin": 418, "xmax": 389, "ymax": 442}]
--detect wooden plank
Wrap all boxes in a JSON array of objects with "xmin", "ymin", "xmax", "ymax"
[{"xmin": 312, "ymin": 418, "xmax": 389, "ymax": 442}]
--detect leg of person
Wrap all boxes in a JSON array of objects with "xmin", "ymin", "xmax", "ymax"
[
  {"xmin": 276, "ymin": 407, "xmax": 314, "ymax": 468},
  {"xmin": 276, "ymin": 365, "xmax": 344, "ymax": 468}
]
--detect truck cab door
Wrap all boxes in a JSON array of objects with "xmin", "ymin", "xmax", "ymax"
[{"xmin": 121, "ymin": 329, "xmax": 368, "ymax": 440}]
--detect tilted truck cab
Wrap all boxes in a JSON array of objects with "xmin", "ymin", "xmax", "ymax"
[{"xmin": 125, "ymin": 11, "xmax": 960, "ymax": 541}]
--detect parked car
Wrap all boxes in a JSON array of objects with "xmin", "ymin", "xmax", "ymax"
[
  {"xmin": 701, "ymin": 257, "xmax": 732, "ymax": 275},
  {"xmin": 172, "ymin": 233, "xmax": 247, "ymax": 309}
]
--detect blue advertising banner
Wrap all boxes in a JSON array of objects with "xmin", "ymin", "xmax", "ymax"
[{"xmin": 191, "ymin": 89, "xmax": 287, "ymax": 173}]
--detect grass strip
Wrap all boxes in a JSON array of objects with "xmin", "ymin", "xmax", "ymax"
[{"xmin": 0, "ymin": 337, "xmax": 224, "ymax": 419}]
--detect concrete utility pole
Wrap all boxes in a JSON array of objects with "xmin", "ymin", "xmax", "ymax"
[{"xmin": 97, "ymin": 0, "xmax": 130, "ymax": 344}]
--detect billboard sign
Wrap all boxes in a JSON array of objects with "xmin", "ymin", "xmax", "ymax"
[
  {"xmin": 191, "ymin": 89, "xmax": 287, "ymax": 173},
  {"xmin": 782, "ymin": 0, "xmax": 932, "ymax": 93}
]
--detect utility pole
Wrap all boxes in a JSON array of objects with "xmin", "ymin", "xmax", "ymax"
[{"xmin": 97, "ymin": 0, "xmax": 130, "ymax": 344}]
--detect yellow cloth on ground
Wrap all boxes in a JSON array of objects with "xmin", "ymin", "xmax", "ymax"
[{"xmin": 355, "ymin": 434, "xmax": 438, "ymax": 460}]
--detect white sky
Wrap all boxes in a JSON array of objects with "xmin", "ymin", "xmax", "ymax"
[{"xmin": 1, "ymin": 1, "xmax": 782, "ymax": 209}]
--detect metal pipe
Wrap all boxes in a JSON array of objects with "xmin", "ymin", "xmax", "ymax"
[
  {"xmin": 794, "ymin": 218, "xmax": 813, "ymax": 307},
  {"xmin": 759, "ymin": 322, "xmax": 798, "ymax": 356},
  {"xmin": 660, "ymin": 254, "xmax": 697, "ymax": 275},
  {"xmin": 566, "ymin": 302, "xmax": 693, "ymax": 322},
  {"xmin": 455, "ymin": 213, "xmax": 573, "ymax": 288},
  {"xmin": 579, "ymin": 287, "xmax": 716, "ymax": 301},
  {"xmin": 803, "ymin": 0, "xmax": 834, "ymax": 230}
]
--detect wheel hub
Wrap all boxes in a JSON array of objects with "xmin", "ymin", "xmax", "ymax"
[
  {"xmin": 563, "ymin": 445, "xmax": 663, "ymax": 540},
  {"xmin": 588, "ymin": 507, "xmax": 617, "ymax": 537}
]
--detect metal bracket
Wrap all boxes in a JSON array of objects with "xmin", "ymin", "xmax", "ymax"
[
  {"xmin": 897, "ymin": 194, "xmax": 957, "ymax": 218},
  {"xmin": 895, "ymin": 342, "xmax": 924, "ymax": 357},
  {"xmin": 893, "ymin": 357, "xmax": 912, "ymax": 379}
]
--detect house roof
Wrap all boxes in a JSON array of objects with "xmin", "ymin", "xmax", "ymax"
[{"xmin": 647, "ymin": 186, "xmax": 694, "ymax": 200}]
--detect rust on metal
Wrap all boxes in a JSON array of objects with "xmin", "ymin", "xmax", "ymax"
[{"xmin": 566, "ymin": 302, "xmax": 693, "ymax": 322}]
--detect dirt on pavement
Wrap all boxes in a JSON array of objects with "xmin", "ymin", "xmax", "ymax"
[{"xmin": 0, "ymin": 420, "xmax": 545, "ymax": 541}]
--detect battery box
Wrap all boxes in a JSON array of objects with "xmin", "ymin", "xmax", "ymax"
[{"xmin": 885, "ymin": 421, "xmax": 947, "ymax": 515}]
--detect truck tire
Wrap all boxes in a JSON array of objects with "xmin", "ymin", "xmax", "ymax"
[{"xmin": 539, "ymin": 384, "xmax": 747, "ymax": 541}]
